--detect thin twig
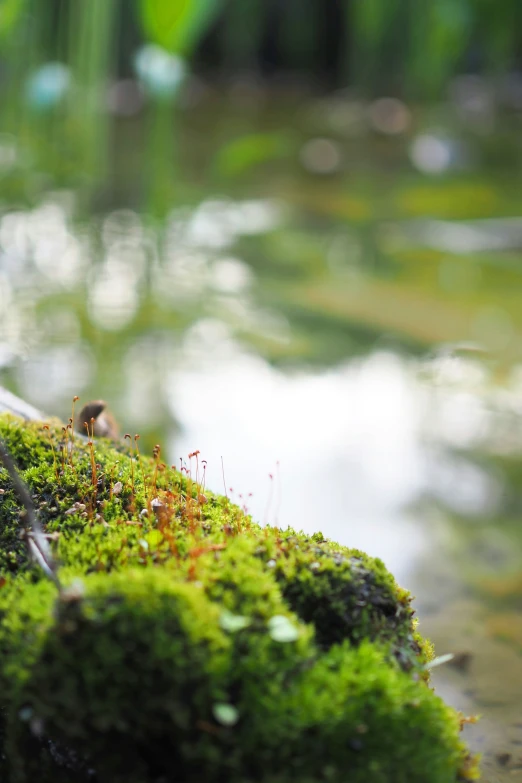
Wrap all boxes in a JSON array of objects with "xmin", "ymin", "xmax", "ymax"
[{"xmin": 0, "ymin": 436, "xmax": 61, "ymax": 589}]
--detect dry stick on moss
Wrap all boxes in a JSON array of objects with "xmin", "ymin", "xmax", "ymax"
[{"xmin": 0, "ymin": 436, "xmax": 61, "ymax": 589}]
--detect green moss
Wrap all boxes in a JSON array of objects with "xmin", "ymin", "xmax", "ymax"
[
  {"xmin": 0, "ymin": 413, "xmax": 479, "ymax": 782},
  {"xmin": 250, "ymin": 530, "xmax": 431, "ymax": 669},
  {"xmin": 259, "ymin": 640, "xmax": 474, "ymax": 783}
]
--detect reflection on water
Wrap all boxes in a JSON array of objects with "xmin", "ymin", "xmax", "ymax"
[
  {"xmin": 403, "ymin": 216, "xmax": 522, "ymax": 253},
  {"xmin": 2, "ymin": 96, "xmax": 522, "ymax": 775},
  {"xmin": 168, "ymin": 345, "xmax": 427, "ymax": 579}
]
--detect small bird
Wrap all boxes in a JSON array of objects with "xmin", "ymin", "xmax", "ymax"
[{"xmin": 75, "ymin": 400, "xmax": 119, "ymax": 441}]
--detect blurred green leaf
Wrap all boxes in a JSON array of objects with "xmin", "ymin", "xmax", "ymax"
[
  {"xmin": 214, "ymin": 132, "xmax": 292, "ymax": 178},
  {"xmin": 0, "ymin": 0, "xmax": 26, "ymax": 41},
  {"xmin": 137, "ymin": 0, "xmax": 222, "ymax": 55}
]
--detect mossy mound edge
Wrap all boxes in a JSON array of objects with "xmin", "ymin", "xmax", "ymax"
[{"xmin": 0, "ymin": 413, "xmax": 479, "ymax": 782}]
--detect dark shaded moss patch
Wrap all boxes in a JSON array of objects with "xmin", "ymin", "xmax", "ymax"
[{"xmin": 0, "ymin": 413, "xmax": 479, "ymax": 782}]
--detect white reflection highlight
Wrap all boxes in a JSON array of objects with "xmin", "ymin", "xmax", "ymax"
[
  {"xmin": 427, "ymin": 391, "xmax": 489, "ymax": 449},
  {"xmin": 102, "ymin": 210, "xmax": 144, "ymax": 248},
  {"xmin": 34, "ymin": 236, "xmax": 85, "ymax": 286},
  {"xmin": 181, "ymin": 318, "xmax": 236, "ymax": 358},
  {"xmin": 167, "ymin": 347, "xmax": 427, "ymax": 579},
  {"xmin": 410, "ymin": 134, "xmax": 454, "ymax": 174},
  {"xmin": 403, "ymin": 217, "xmax": 522, "ymax": 254},
  {"xmin": 0, "ymin": 211, "xmax": 32, "ymax": 260},
  {"xmin": 30, "ymin": 204, "xmax": 85, "ymax": 286},
  {"xmin": 168, "ymin": 198, "xmax": 281, "ymax": 250},
  {"xmin": 0, "ymin": 202, "xmax": 86, "ymax": 288},
  {"xmin": 0, "ymin": 274, "xmax": 12, "ymax": 315},
  {"xmin": 428, "ymin": 453, "xmax": 500, "ymax": 517},
  {"xmin": 88, "ymin": 259, "xmax": 140, "ymax": 331},
  {"xmin": 158, "ymin": 251, "xmax": 209, "ymax": 303},
  {"xmin": 210, "ymin": 257, "xmax": 254, "ymax": 294},
  {"xmin": 185, "ymin": 200, "xmax": 241, "ymax": 249}
]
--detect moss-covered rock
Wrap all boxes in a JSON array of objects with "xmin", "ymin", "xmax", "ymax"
[{"xmin": 0, "ymin": 412, "xmax": 478, "ymax": 782}]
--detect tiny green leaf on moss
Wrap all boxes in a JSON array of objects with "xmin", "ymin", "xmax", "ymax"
[
  {"xmin": 219, "ymin": 609, "xmax": 252, "ymax": 633},
  {"xmin": 268, "ymin": 614, "xmax": 300, "ymax": 642}
]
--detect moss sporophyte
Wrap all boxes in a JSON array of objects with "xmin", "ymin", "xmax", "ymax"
[{"xmin": 0, "ymin": 401, "xmax": 479, "ymax": 783}]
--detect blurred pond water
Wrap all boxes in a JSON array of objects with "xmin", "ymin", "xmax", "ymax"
[{"xmin": 1, "ymin": 91, "xmax": 522, "ymax": 778}]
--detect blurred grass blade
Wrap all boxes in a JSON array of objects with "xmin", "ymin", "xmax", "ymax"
[
  {"xmin": 352, "ymin": 0, "xmax": 397, "ymax": 47},
  {"xmin": 0, "ymin": 0, "xmax": 26, "ymax": 41},
  {"xmin": 349, "ymin": 0, "xmax": 400, "ymax": 87},
  {"xmin": 137, "ymin": 0, "xmax": 222, "ymax": 55},
  {"xmin": 67, "ymin": 0, "xmax": 118, "ymax": 178},
  {"xmin": 409, "ymin": 0, "xmax": 471, "ymax": 96}
]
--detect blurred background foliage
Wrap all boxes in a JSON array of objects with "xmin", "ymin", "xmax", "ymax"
[{"xmin": 3, "ymin": 0, "xmax": 522, "ymax": 88}]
